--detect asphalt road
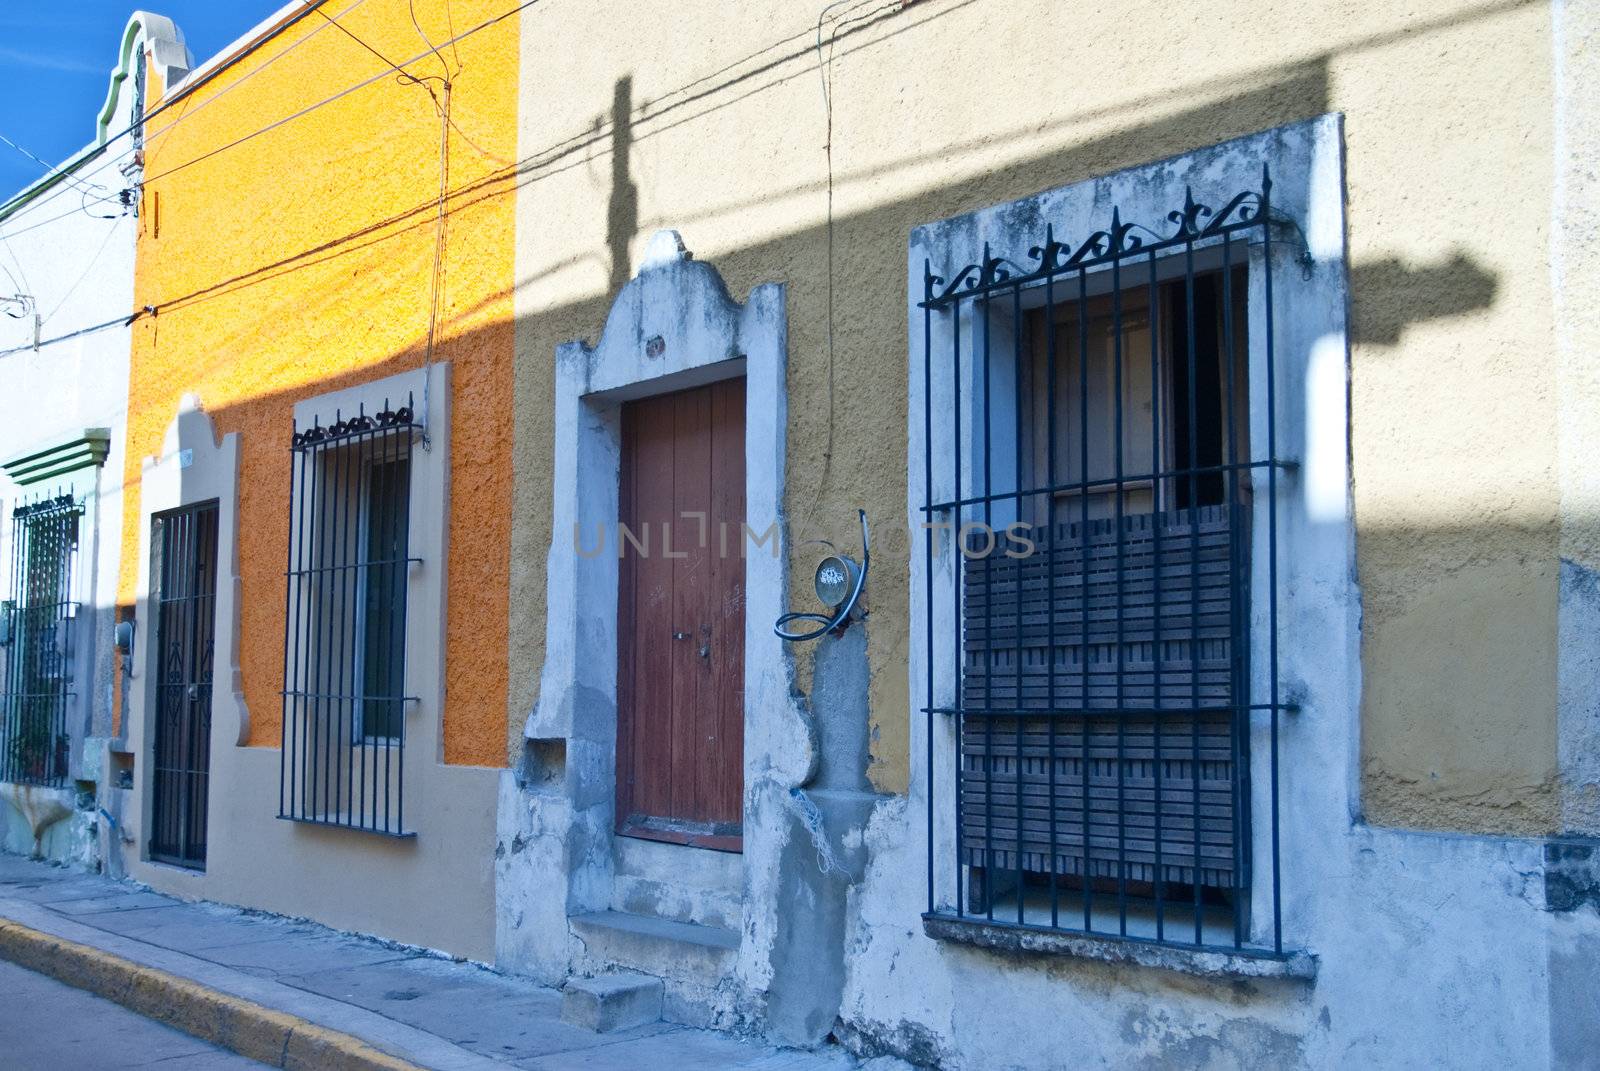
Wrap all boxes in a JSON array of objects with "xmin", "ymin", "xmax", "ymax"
[{"xmin": 0, "ymin": 958, "xmax": 270, "ymax": 1069}]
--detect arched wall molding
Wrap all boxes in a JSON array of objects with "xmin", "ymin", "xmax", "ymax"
[
  {"xmin": 127, "ymin": 394, "xmax": 247, "ymax": 751},
  {"xmin": 97, "ymin": 12, "xmax": 192, "ymax": 145}
]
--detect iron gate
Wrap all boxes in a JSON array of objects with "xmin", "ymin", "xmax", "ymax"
[
  {"xmin": 0, "ymin": 494, "xmax": 81, "ymax": 787},
  {"xmin": 149, "ymin": 500, "xmax": 219, "ymax": 869}
]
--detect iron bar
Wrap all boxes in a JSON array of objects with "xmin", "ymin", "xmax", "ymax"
[
  {"xmin": 278, "ymin": 397, "xmax": 419, "ymax": 837},
  {"xmin": 0, "ymin": 494, "xmax": 80, "ymax": 789},
  {"xmin": 926, "ymin": 175, "xmax": 1285, "ymax": 954}
]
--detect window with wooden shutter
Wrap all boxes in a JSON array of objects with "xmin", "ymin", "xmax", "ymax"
[{"xmin": 919, "ymin": 172, "xmax": 1288, "ymax": 954}]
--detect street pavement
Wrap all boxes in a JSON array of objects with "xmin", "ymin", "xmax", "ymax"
[
  {"xmin": 0, "ymin": 853, "xmax": 861, "ymax": 1070},
  {"xmin": 0, "ymin": 957, "xmax": 270, "ymax": 1069}
]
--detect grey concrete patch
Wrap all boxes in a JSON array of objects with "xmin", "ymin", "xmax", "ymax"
[
  {"xmin": 280, "ymin": 955, "xmax": 675, "ymax": 1061},
  {"xmin": 198, "ymin": 932, "xmax": 417, "ymax": 978},
  {"xmin": 47, "ymin": 890, "xmax": 181, "ymax": 914},
  {"xmin": 1545, "ymin": 836, "xmax": 1600, "ymax": 912},
  {"xmin": 67, "ymin": 903, "xmax": 288, "ymax": 950}
]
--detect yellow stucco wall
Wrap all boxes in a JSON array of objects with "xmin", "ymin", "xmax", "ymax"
[
  {"xmin": 123, "ymin": 0, "xmax": 518, "ymax": 768},
  {"xmin": 506, "ymin": 0, "xmax": 1562, "ymax": 832}
]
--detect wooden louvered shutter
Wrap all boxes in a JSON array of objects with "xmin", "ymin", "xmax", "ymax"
[{"xmin": 960, "ymin": 504, "xmax": 1248, "ymax": 895}]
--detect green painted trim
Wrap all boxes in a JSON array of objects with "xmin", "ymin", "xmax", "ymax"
[
  {"xmin": 95, "ymin": 18, "xmax": 148, "ymax": 149},
  {"xmin": 2, "ymin": 430, "xmax": 111, "ymax": 487}
]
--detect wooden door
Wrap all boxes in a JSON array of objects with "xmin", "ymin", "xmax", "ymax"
[{"xmin": 617, "ymin": 379, "xmax": 745, "ymax": 851}]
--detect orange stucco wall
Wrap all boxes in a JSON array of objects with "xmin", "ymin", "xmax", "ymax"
[{"xmin": 120, "ymin": 1, "xmax": 517, "ymax": 765}]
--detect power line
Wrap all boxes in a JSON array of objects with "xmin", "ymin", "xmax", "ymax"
[
  {"xmin": 7, "ymin": 0, "xmax": 921, "ymax": 367},
  {"xmin": 0, "ymin": 310, "xmax": 138, "ymax": 360},
  {"xmin": 0, "ymin": 2, "xmax": 344, "ymax": 231},
  {"xmin": 0, "ymin": 0, "xmax": 534, "ymax": 235},
  {"xmin": 0, "ymin": 131, "xmax": 113, "ymax": 204}
]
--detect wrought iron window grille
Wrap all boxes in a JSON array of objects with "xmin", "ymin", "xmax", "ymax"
[
  {"xmin": 919, "ymin": 166, "xmax": 1291, "ymax": 957},
  {"xmin": 0, "ymin": 493, "xmax": 82, "ymax": 788},
  {"xmin": 279, "ymin": 396, "xmax": 421, "ymax": 837}
]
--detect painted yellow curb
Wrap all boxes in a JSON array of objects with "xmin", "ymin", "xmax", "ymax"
[{"xmin": 0, "ymin": 918, "xmax": 425, "ymax": 1070}]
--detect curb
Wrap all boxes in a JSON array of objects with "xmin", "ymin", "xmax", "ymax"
[{"xmin": 0, "ymin": 918, "xmax": 425, "ymax": 1070}]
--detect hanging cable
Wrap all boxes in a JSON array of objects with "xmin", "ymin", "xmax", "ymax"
[{"xmin": 0, "ymin": 0, "xmax": 538, "ymax": 234}]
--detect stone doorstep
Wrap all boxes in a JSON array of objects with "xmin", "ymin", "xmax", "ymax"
[
  {"xmin": 561, "ymin": 970, "xmax": 664, "ymax": 1032},
  {"xmin": 570, "ymin": 909, "xmax": 740, "ymax": 979}
]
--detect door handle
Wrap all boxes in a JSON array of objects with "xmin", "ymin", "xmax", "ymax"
[{"xmin": 673, "ymin": 630, "xmax": 689, "ymax": 641}]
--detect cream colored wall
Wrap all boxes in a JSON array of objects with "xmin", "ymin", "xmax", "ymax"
[
  {"xmin": 509, "ymin": 0, "xmax": 1562, "ymax": 829},
  {"xmin": 117, "ymin": 383, "xmax": 495, "ymax": 961}
]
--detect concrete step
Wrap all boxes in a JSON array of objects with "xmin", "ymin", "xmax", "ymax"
[
  {"xmin": 570, "ymin": 909, "xmax": 739, "ymax": 981},
  {"xmin": 560, "ymin": 970, "xmax": 664, "ymax": 1032},
  {"xmin": 570, "ymin": 910, "xmax": 741, "ymax": 1028},
  {"xmin": 611, "ymin": 835, "xmax": 744, "ymax": 930}
]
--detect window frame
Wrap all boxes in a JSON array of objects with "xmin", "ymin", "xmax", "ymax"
[
  {"xmin": 905, "ymin": 126, "xmax": 1354, "ymax": 965},
  {"xmin": 278, "ymin": 389, "xmax": 425, "ymax": 837}
]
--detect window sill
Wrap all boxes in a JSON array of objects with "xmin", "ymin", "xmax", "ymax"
[{"xmin": 922, "ymin": 913, "xmax": 1317, "ymax": 981}]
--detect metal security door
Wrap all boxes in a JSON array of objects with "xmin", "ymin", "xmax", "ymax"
[
  {"xmin": 149, "ymin": 501, "xmax": 218, "ymax": 869},
  {"xmin": 0, "ymin": 496, "xmax": 81, "ymax": 787},
  {"xmin": 616, "ymin": 379, "xmax": 745, "ymax": 851}
]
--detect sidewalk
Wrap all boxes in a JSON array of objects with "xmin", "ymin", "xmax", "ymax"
[{"xmin": 0, "ymin": 853, "xmax": 860, "ymax": 1071}]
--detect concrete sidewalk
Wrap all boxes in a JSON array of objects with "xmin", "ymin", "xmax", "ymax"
[{"xmin": 0, "ymin": 853, "xmax": 859, "ymax": 1070}]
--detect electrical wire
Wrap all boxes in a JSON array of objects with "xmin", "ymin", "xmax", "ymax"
[
  {"xmin": 0, "ymin": 1, "xmax": 349, "ymax": 231},
  {"xmin": 40, "ymin": 220, "xmax": 124, "ymax": 326},
  {"xmin": 792, "ymin": 0, "xmax": 878, "ymax": 543},
  {"xmin": 0, "ymin": 0, "xmax": 536, "ymax": 234},
  {"xmin": 137, "ymin": 0, "xmax": 374, "ymax": 146},
  {"xmin": 298, "ymin": 0, "xmax": 463, "ymax": 445},
  {"xmin": 8, "ymin": 0, "xmax": 915, "ymax": 370},
  {"xmin": 0, "ymin": 311, "xmax": 136, "ymax": 359},
  {"xmin": 0, "ymin": 131, "xmax": 113, "ymax": 205}
]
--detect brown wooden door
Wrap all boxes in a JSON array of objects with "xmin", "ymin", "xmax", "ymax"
[{"xmin": 617, "ymin": 378, "xmax": 745, "ymax": 851}]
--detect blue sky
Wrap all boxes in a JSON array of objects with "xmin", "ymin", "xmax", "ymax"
[{"xmin": 0, "ymin": 3, "xmax": 279, "ymax": 197}]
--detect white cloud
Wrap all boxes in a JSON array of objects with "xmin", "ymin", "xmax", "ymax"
[{"xmin": 0, "ymin": 46, "xmax": 100, "ymax": 75}]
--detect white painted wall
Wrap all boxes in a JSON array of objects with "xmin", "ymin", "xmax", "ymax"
[{"xmin": 0, "ymin": 14, "xmax": 189, "ymax": 861}]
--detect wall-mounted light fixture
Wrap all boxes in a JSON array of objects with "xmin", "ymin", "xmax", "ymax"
[
  {"xmin": 775, "ymin": 510, "xmax": 869, "ymax": 642},
  {"xmin": 114, "ymin": 618, "xmax": 135, "ymax": 670}
]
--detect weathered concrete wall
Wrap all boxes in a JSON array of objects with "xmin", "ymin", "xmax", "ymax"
[{"xmin": 508, "ymin": 0, "xmax": 1570, "ymax": 832}]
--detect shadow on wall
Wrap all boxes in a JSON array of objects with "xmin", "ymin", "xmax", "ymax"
[
  {"xmin": 126, "ymin": 3, "xmax": 1514, "ymax": 790},
  {"xmin": 608, "ymin": 75, "xmax": 639, "ymax": 294},
  {"xmin": 1351, "ymin": 250, "xmax": 1500, "ymax": 346}
]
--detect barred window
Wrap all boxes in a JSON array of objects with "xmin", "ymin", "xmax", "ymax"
[
  {"xmin": 920, "ymin": 170, "xmax": 1288, "ymax": 955},
  {"xmin": 279, "ymin": 400, "xmax": 419, "ymax": 835},
  {"xmin": 0, "ymin": 495, "xmax": 80, "ymax": 787}
]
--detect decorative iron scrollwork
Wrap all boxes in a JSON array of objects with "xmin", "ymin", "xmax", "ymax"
[
  {"xmin": 290, "ymin": 395, "xmax": 420, "ymax": 450},
  {"xmin": 923, "ymin": 166, "xmax": 1273, "ymax": 308}
]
